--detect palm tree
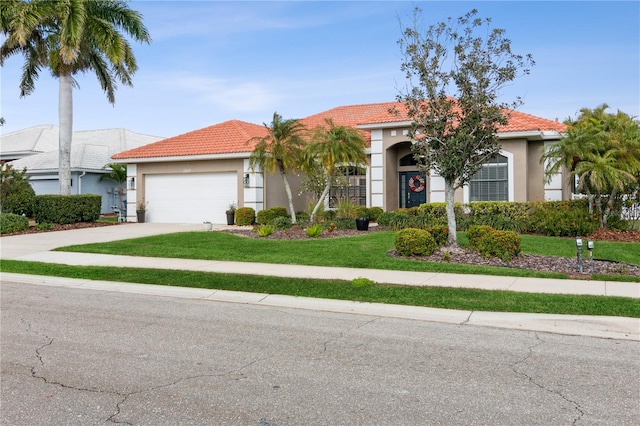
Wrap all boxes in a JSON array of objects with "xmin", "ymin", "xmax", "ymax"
[
  {"xmin": 248, "ymin": 112, "xmax": 307, "ymax": 224},
  {"xmin": 1, "ymin": 0, "xmax": 150, "ymax": 195},
  {"xmin": 99, "ymin": 163, "xmax": 127, "ymax": 213},
  {"xmin": 306, "ymin": 119, "xmax": 368, "ymax": 224},
  {"xmin": 542, "ymin": 104, "xmax": 640, "ymax": 227}
]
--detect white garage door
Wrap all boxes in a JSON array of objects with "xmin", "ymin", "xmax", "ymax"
[{"xmin": 145, "ymin": 172, "xmax": 237, "ymax": 223}]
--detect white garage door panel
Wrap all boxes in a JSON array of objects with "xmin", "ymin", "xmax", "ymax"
[{"xmin": 145, "ymin": 173, "xmax": 236, "ymax": 223}]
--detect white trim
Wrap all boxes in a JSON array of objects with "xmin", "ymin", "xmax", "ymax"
[
  {"xmin": 243, "ymin": 159, "xmax": 264, "ymax": 212},
  {"xmin": 113, "ymin": 152, "xmax": 250, "ymax": 163}
]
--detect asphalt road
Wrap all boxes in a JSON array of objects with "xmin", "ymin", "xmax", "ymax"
[{"xmin": 2, "ymin": 281, "xmax": 639, "ymax": 425}]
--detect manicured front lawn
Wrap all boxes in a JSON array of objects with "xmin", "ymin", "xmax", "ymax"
[
  {"xmin": 3, "ymin": 260, "xmax": 639, "ymax": 318},
  {"xmin": 55, "ymin": 230, "xmax": 639, "ymax": 281}
]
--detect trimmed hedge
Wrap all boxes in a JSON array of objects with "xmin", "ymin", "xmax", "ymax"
[
  {"xmin": 395, "ymin": 228, "xmax": 437, "ymax": 256},
  {"xmin": 33, "ymin": 194, "xmax": 101, "ymax": 224},
  {"xmin": 256, "ymin": 206, "xmax": 289, "ymax": 225},
  {"xmin": 0, "ymin": 213, "xmax": 29, "ymax": 234},
  {"xmin": 467, "ymin": 225, "xmax": 521, "ymax": 261},
  {"xmin": 235, "ymin": 207, "xmax": 255, "ymax": 226}
]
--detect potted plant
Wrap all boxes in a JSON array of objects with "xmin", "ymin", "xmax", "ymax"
[
  {"xmin": 226, "ymin": 202, "xmax": 236, "ymax": 225},
  {"xmin": 203, "ymin": 221, "xmax": 213, "ymax": 231},
  {"xmin": 136, "ymin": 199, "xmax": 148, "ymax": 223},
  {"xmin": 355, "ymin": 216, "xmax": 369, "ymax": 231}
]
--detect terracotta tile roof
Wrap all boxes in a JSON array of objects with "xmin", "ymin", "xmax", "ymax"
[
  {"xmin": 112, "ymin": 102, "xmax": 567, "ymax": 160},
  {"xmin": 359, "ymin": 102, "xmax": 568, "ymax": 133},
  {"xmin": 112, "ymin": 120, "xmax": 267, "ymax": 159}
]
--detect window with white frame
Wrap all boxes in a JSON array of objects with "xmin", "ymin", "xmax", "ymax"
[
  {"xmin": 469, "ymin": 154, "xmax": 508, "ymax": 201},
  {"xmin": 329, "ymin": 166, "xmax": 366, "ymax": 207}
]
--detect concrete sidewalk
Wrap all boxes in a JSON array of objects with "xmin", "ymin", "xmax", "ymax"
[{"xmin": 1, "ymin": 223, "xmax": 639, "ymax": 340}]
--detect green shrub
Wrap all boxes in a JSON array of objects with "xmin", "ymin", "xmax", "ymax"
[
  {"xmin": 466, "ymin": 225, "xmax": 495, "ymax": 242},
  {"xmin": 36, "ymin": 222, "xmax": 55, "ymax": 231},
  {"xmin": 235, "ymin": 207, "xmax": 255, "ymax": 226},
  {"xmin": 528, "ymin": 205, "xmax": 598, "ymax": 236},
  {"xmin": 269, "ymin": 216, "xmax": 292, "ymax": 231},
  {"xmin": 425, "ymin": 225, "xmax": 448, "ymax": 247},
  {"xmin": 305, "ymin": 224, "xmax": 323, "ymax": 238},
  {"xmin": 256, "ymin": 224, "xmax": 274, "ymax": 237},
  {"xmin": 256, "ymin": 206, "xmax": 289, "ymax": 224},
  {"xmin": 395, "ymin": 228, "xmax": 437, "ymax": 256},
  {"xmin": 467, "ymin": 201, "xmax": 531, "ymax": 232},
  {"xmin": 320, "ymin": 209, "xmax": 336, "ymax": 221},
  {"xmin": 467, "ymin": 225, "xmax": 521, "ymax": 262},
  {"xmin": 1, "ymin": 164, "xmax": 36, "ymax": 217},
  {"xmin": 351, "ymin": 277, "xmax": 375, "ymax": 287},
  {"xmin": 0, "ymin": 213, "xmax": 29, "ymax": 234},
  {"xmin": 292, "ymin": 211, "xmax": 309, "ymax": 226},
  {"xmin": 366, "ymin": 207, "xmax": 384, "ymax": 221},
  {"xmin": 416, "ymin": 202, "xmax": 463, "ymax": 220},
  {"xmin": 333, "ymin": 217, "xmax": 356, "ymax": 230},
  {"xmin": 376, "ymin": 211, "xmax": 399, "ymax": 227},
  {"xmin": 33, "ymin": 194, "xmax": 101, "ymax": 224}
]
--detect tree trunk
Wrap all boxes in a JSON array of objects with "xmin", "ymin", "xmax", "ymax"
[
  {"xmin": 310, "ymin": 175, "xmax": 333, "ymax": 224},
  {"xmin": 445, "ymin": 179, "xmax": 458, "ymax": 247},
  {"xmin": 602, "ymin": 188, "xmax": 617, "ymax": 229},
  {"xmin": 594, "ymin": 193, "xmax": 604, "ymax": 229},
  {"xmin": 279, "ymin": 167, "xmax": 297, "ymax": 225},
  {"xmin": 58, "ymin": 74, "xmax": 73, "ymax": 196}
]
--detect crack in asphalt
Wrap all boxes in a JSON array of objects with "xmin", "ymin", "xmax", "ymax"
[
  {"xmin": 107, "ymin": 355, "xmax": 275, "ymax": 424},
  {"xmin": 511, "ymin": 333, "xmax": 585, "ymax": 424},
  {"xmin": 322, "ymin": 317, "xmax": 379, "ymax": 353},
  {"xmin": 21, "ymin": 319, "xmax": 127, "ymax": 423}
]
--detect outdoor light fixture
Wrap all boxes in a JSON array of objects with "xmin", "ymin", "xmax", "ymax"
[
  {"xmin": 243, "ymin": 173, "xmax": 250, "ymax": 188},
  {"xmin": 587, "ymin": 240, "xmax": 594, "ymax": 273},
  {"xmin": 576, "ymin": 237, "xmax": 583, "ymax": 274},
  {"xmin": 127, "ymin": 176, "xmax": 136, "ymax": 190}
]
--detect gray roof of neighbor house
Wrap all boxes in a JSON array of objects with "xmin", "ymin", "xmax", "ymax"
[{"xmin": 2, "ymin": 125, "xmax": 163, "ymax": 172}]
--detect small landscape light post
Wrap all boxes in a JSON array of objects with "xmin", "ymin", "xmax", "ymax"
[
  {"xmin": 576, "ymin": 237, "xmax": 583, "ymax": 274},
  {"xmin": 587, "ymin": 240, "xmax": 594, "ymax": 273}
]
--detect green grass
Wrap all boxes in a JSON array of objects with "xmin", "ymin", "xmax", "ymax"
[
  {"xmin": 520, "ymin": 234, "xmax": 640, "ymax": 266},
  {"xmin": 3, "ymin": 260, "xmax": 638, "ymax": 318},
  {"xmin": 55, "ymin": 230, "xmax": 639, "ymax": 281}
]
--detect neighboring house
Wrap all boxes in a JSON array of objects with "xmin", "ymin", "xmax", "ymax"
[
  {"xmin": 2, "ymin": 125, "xmax": 163, "ymax": 213},
  {"xmin": 112, "ymin": 102, "xmax": 568, "ymax": 224}
]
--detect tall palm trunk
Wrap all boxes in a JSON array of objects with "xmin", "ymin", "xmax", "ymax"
[
  {"xmin": 310, "ymin": 175, "xmax": 333, "ymax": 224},
  {"xmin": 58, "ymin": 74, "xmax": 73, "ymax": 195},
  {"xmin": 278, "ymin": 163, "xmax": 297, "ymax": 225}
]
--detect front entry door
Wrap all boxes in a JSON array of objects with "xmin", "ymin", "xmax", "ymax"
[{"xmin": 399, "ymin": 171, "xmax": 426, "ymax": 208}]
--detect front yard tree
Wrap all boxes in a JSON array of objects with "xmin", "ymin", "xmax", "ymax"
[
  {"xmin": 249, "ymin": 112, "xmax": 307, "ymax": 224},
  {"xmin": 397, "ymin": 8, "xmax": 534, "ymax": 246},
  {"xmin": 0, "ymin": 0, "xmax": 151, "ymax": 196},
  {"xmin": 306, "ymin": 119, "xmax": 368, "ymax": 224},
  {"xmin": 543, "ymin": 104, "xmax": 640, "ymax": 228}
]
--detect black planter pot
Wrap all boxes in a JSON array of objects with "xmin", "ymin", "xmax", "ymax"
[
  {"xmin": 136, "ymin": 210, "xmax": 146, "ymax": 223},
  {"xmin": 355, "ymin": 217, "xmax": 370, "ymax": 231},
  {"xmin": 226, "ymin": 211, "xmax": 235, "ymax": 225}
]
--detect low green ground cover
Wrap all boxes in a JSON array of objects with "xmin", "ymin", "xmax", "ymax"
[{"xmin": 3, "ymin": 260, "xmax": 638, "ymax": 318}]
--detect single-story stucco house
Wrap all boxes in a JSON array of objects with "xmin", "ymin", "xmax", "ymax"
[
  {"xmin": 2, "ymin": 124, "xmax": 163, "ymax": 213},
  {"xmin": 112, "ymin": 101, "xmax": 569, "ymax": 224}
]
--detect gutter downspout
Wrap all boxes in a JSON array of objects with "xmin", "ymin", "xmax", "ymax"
[{"xmin": 78, "ymin": 171, "xmax": 86, "ymax": 194}]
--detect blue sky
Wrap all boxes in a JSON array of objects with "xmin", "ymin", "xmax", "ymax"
[{"xmin": 1, "ymin": 0, "xmax": 638, "ymax": 138}]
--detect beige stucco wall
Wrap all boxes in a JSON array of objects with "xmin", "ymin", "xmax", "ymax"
[{"xmin": 527, "ymin": 140, "xmax": 545, "ymax": 202}]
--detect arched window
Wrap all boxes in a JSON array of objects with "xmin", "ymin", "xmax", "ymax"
[
  {"xmin": 399, "ymin": 153, "xmax": 418, "ymax": 167},
  {"xmin": 469, "ymin": 154, "xmax": 508, "ymax": 201}
]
